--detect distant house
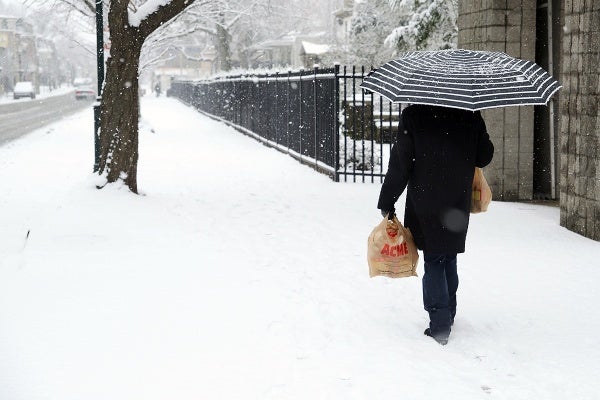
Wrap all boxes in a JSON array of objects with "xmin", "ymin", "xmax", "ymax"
[
  {"xmin": 152, "ymin": 45, "xmax": 216, "ymax": 93},
  {"xmin": 250, "ymin": 33, "xmax": 296, "ymax": 68},
  {"xmin": 36, "ymin": 37, "xmax": 58, "ymax": 89},
  {"xmin": 0, "ymin": 16, "xmax": 41, "ymax": 95},
  {"xmin": 251, "ymin": 32, "xmax": 330, "ymax": 69},
  {"xmin": 0, "ymin": 15, "xmax": 20, "ymax": 94},
  {"xmin": 0, "ymin": 15, "xmax": 74, "ymax": 95},
  {"xmin": 299, "ymin": 41, "xmax": 330, "ymax": 68},
  {"xmin": 15, "ymin": 19, "xmax": 37, "ymax": 84}
]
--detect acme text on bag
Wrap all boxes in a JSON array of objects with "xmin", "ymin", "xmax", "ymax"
[{"xmin": 380, "ymin": 243, "xmax": 409, "ymax": 257}]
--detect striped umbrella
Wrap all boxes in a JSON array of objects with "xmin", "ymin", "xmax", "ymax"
[{"xmin": 360, "ymin": 49, "xmax": 561, "ymax": 111}]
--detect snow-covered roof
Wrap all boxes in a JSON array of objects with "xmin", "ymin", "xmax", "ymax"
[
  {"xmin": 256, "ymin": 31, "xmax": 327, "ymax": 51},
  {"xmin": 256, "ymin": 35, "xmax": 296, "ymax": 49},
  {"xmin": 301, "ymin": 41, "xmax": 330, "ymax": 55}
]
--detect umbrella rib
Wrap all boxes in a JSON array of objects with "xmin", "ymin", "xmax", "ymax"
[
  {"xmin": 376, "ymin": 65, "xmax": 537, "ymax": 83},
  {"xmin": 378, "ymin": 87, "xmax": 558, "ymax": 101},
  {"xmin": 368, "ymin": 72, "xmax": 558, "ymax": 92},
  {"xmin": 364, "ymin": 74, "xmax": 548, "ymax": 93},
  {"xmin": 364, "ymin": 73, "xmax": 561, "ymax": 94},
  {"xmin": 390, "ymin": 93, "xmax": 557, "ymax": 106}
]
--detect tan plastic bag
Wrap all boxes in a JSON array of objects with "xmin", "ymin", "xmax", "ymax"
[
  {"xmin": 471, "ymin": 167, "xmax": 492, "ymax": 213},
  {"xmin": 367, "ymin": 216, "xmax": 419, "ymax": 278}
]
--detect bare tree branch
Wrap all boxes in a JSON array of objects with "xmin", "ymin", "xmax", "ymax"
[
  {"xmin": 24, "ymin": 0, "xmax": 98, "ymax": 18},
  {"xmin": 139, "ymin": 45, "xmax": 177, "ymax": 71}
]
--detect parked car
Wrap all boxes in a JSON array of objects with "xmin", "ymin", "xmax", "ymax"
[
  {"xmin": 13, "ymin": 81, "xmax": 36, "ymax": 100},
  {"xmin": 73, "ymin": 77, "xmax": 93, "ymax": 87},
  {"xmin": 75, "ymin": 86, "xmax": 96, "ymax": 100}
]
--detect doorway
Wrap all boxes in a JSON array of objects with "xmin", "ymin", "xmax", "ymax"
[{"xmin": 533, "ymin": 0, "xmax": 560, "ymax": 200}]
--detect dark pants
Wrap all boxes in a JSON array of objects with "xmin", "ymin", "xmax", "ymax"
[{"xmin": 422, "ymin": 253, "xmax": 458, "ymax": 339}]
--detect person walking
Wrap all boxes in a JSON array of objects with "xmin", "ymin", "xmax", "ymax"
[{"xmin": 378, "ymin": 104, "xmax": 494, "ymax": 345}]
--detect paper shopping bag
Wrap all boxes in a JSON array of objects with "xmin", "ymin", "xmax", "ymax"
[
  {"xmin": 367, "ymin": 216, "xmax": 418, "ymax": 278},
  {"xmin": 471, "ymin": 167, "xmax": 492, "ymax": 213}
]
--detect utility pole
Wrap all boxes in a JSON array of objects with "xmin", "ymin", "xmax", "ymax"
[{"xmin": 93, "ymin": 0, "xmax": 104, "ymax": 172}]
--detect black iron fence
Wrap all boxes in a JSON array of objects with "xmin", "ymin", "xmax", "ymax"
[
  {"xmin": 169, "ymin": 65, "xmax": 403, "ymax": 183},
  {"xmin": 338, "ymin": 66, "xmax": 403, "ymax": 183}
]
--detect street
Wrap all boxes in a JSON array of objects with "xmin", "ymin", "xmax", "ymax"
[{"xmin": 0, "ymin": 91, "xmax": 93, "ymax": 145}]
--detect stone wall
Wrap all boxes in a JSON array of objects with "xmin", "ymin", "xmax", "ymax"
[
  {"xmin": 458, "ymin": 0, "xmax": 537, "ymax": 201},
  {"xmin": 559, "ymin": 1, "xmax": 600, "ymax": 240},
  {"xmin": 458, "ymin": 0, "xmax": 599, "ymax": 241}
]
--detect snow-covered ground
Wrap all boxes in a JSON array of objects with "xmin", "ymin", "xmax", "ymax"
[{"xmin": 1, "ymin": 97, "xmax": 599, "ymax": 400}]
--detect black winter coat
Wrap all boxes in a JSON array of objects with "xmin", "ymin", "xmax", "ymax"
[{"xmin": 378, "ymin": 105, "xmax": 494, "ymax": 254}]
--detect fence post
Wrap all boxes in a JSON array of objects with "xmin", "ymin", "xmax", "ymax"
[
  {"xmin": 343, "ymin": 65, "xmax": 348, "ymax": 182},
  {"xmin": 299, "ymin": 70, "xmax": 304, "ymax": 159},
  {"xmin": 250, "ymin": 75, "xmax": 255, "ymax": 133},
  {"xmin": 287, "ymin": 70, "xmax": 291, "ymax": 153},
  {"xmin": 313, "ymin": 66, "xmax": 318, "ymax": 169},
  {"xmin": 274, "ymin": 72, "xmax": 279, "ymax": 147},
  {"xmin": 352, "ymin": 66, "xmax": 357, "ymax": 183},
  {"xmin": 333, "ymin": 64, "xmax": 340, "ymax": 182},
  {"xmin": 234, "ymin": 80, "xmax": 239, "ymax": 126},
  {"xmin": 360, "ymin": 66, "xmax": 366, "ymax": 183},
  {"xmin": 369, "ymin": 66, "xmax": 375, "ymax": 184}
]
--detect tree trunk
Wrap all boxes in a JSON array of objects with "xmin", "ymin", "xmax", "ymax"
[
  {"xmin": 97, "ymin": 3, "xmax": 143, "ymax": 193},
  {"xmin": 98, "ymin": 39, "xmax": 143, "ymax": 193},
  {"xmin": 216, "ymin": 15, "xmax": 231, "ymax": 71},
  {"xmin": 96, "ymin": 0, "xmax": 196, "ymax": 193}
]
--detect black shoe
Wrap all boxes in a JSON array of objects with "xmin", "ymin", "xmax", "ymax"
[{"xmin": 424, "ymin": 328, "xmax": 448, "ymax": 345}]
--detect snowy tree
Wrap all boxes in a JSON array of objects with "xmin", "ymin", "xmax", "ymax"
[
  {"xmin": 213, "ymin": 0, "xmax": 330, "ymax": 70},
  {"xmin": 174, "ymin": 0, "xmax": 259, "ymax": 71},
  {"xmin": 27, "ymin": 0, "xmax": 199, "ymax": 193},
  {"xmin": 94, "ymin": 0, "xmax": 203, "ymax": 193},
  {"xmin": 23, "ymin": 0, "xmax": 332, "ymax": 193},
  {"xmin": 0, "ymin": 0, "xmax": 24, "ymax": 15},
  {"xmin": 345, "ymin": 0, "xmax": 404, "ymax": 67},
  {"xmin": 385, "ymin": 0, "xmax": 458, "ymax": 53},
  {"xmin": 325, "ymin": 0, "xmax": 457, "ymax": 67},
  {"xmin": 141, "ymin": 0, "xmax": 330, "ymax": 73}
]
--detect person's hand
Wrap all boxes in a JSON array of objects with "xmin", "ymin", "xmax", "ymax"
[{"xmin": 381, "ymin": 209, "xmax": 395, "ymax": 219}]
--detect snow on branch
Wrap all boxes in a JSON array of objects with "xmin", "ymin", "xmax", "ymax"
[
  {"xmin": 129, "ymin": 0, "xmax": 172, "ymax": 27},
  {"xmin": 384, "ymin": 0, "xmax": 457, "ymax": 52}
]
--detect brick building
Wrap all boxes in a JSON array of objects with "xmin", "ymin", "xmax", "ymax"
[{"xmin": 458, "ymin": 0, "xmax": 599, "ymax": 241}]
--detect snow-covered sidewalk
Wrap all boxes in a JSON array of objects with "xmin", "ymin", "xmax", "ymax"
[{"xmin": 1, "ymin": 97, "xmax": 599, "ymax": 400}]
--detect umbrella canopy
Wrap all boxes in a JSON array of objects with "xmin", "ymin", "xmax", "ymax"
[{"xmin": 360, "ymin": 49, "xmax": 561, "ymax": 111}]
